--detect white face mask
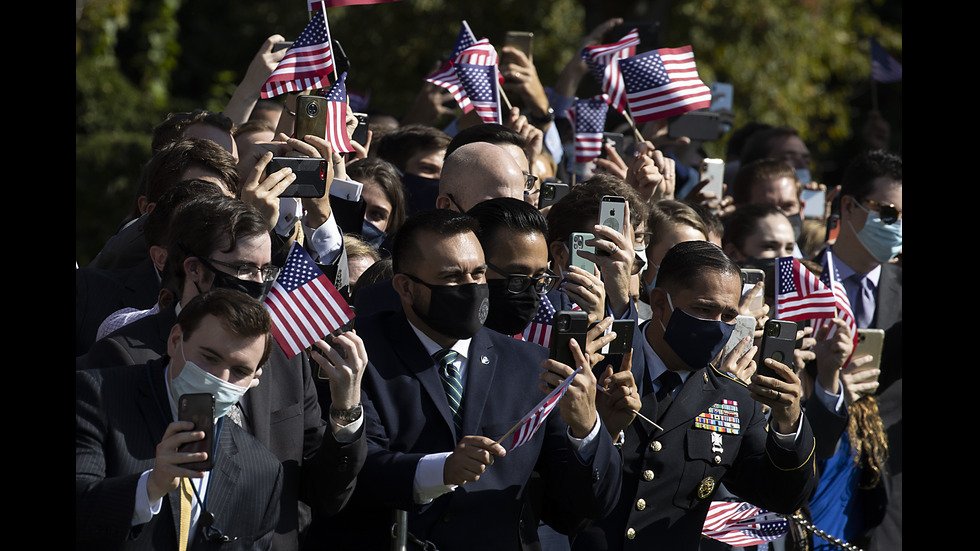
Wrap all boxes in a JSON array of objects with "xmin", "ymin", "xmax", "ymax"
[{"xmin": 170, "ymin": 339, "xmax": 250, "ymax": 419}]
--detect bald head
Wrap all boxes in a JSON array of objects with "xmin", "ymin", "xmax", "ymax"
[{"xmin": 437, "ymin": 142, "xmax": 526, "ymax": 212}]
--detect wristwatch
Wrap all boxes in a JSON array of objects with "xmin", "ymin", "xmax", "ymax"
[
  {"xmin": 329, "ymin": 403, "xmax": 363, "ymax": 424},
  {"xmin": 529, "ymin": 106, "xmax": 555, "ymax": 125}
]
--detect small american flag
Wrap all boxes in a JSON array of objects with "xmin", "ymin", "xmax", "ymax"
[
  {"xmin": 425, "ymin": 21, "xmax": 478, "ymax": 113},
  {"xmin": 261, "ymin": 10, "xmax": 334, "ymax": 99},
  {"xmin": 454, "ymin": 61, "xmax": 500, "ymax": 124},
  {"xmin": 619, "ymin": 45, "xmax": 712, "ymax": 123},
  {"xmin": 774, "ymin": 256, "xmax": 837, "ymax": 321},
  {"xmin": 567, "ymin": 95, "xmax": 609, "ymax": 163},
  {"xmin": 870, "ymin": 37, "xmax": 902, "ymax": 83},
  {"xmin": 522, "ymin": 292, "xmax": 557, "ymax": 347},
  {"xmin": 702, "ymin": 501, "xmax": 790, "ymax": 547},
  {"xmin": 507, "ymin": 366, "xmax": 582, "ymax": 451},
  {"xmin": 314, "ymin": 72, "xmax": 355, "ymax": 153},
  {"xmin": 265, "ymin": 242, "xmax": 354, "ymax": 358},
  {"xmin": 816, "ymin": 249, "xmax": 858, "ymax": 362},
  {"xmin": 581, "ymin": 29, "xmax": 640, "ymax": 115}
]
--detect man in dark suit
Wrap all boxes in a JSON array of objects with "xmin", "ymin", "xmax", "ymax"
[
  {"xmin": 81, "ymin": 194, "xmax": 367, "ymax": 551},
  {"xmin": 317, "ymin": 209, "xmax": 622, "ymax": 550},
  {"xmin": 77, "ymin": 289, "xmax": 283, "ymax": 550},
  {"xmin": 573, "ymin": 241, "xmax": 818, "ymax": 551}
]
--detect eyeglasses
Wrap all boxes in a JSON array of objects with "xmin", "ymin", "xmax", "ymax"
[
  {"xmin": 522, "ymin": 171, "xmax": 539, "ymax": 191},
  {"xmin": 863, "ymin": 199, "xmax": 902, "ymax": 225},
  {"xmin": 633, "ymin": 232, "xmax": 653, "ymax": 252},
  {"xmin": 486, "ymin": 262, "xmax": 559, "ymax": 294},
  {"xmin": 205, "ymin": 257, "xmax": 280, "ymax": 282}
]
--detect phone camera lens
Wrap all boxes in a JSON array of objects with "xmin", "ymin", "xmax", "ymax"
[
  {"xmin": 558, "ymin": 316, "xmax": 569, "ymax": 331},
  {"xmin": 305, "ymin": 102, "xmax": 319, "ymax": 117}
]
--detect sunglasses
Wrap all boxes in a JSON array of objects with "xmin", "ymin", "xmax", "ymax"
[
  {"xmin": 862, "ymin": 199, "xmax": 902, "ymax": 225},
  {"xmin": 486, "ymin": 262, "xmax": 559, "ymax": 294}
]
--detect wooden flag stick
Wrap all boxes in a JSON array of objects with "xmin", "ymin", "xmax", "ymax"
[
  {"xmin": 494, "ymin": 416, "xmax": 527, "ymax": 447},
  {"xmin": 597, "ymin": 385, "xmax": 663, "ymax": 432},
  {"xmin": 622, "ymin": 108, "xmax": 645, "ymax": 146}
]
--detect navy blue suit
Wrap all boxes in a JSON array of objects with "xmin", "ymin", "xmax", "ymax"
[{"xmin": 318, "ymin": 308, "xmax": 623, "ymax": 550}]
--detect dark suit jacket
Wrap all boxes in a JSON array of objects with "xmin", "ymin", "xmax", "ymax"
[
  {"xmin": 76, "ymin": 359, "xmax": 283, "ymax": 550},
  {"xmin": 317, "ymin": 308, "xmax": 623, "ymax": 550},
  {"xmin": 75, "ymin": 259, "xmax": 161, "ymax": 356},
  {"xmin": 573, "ymin": 342, "xmax": 818, "ymax": 551},
  {"xmin": 80, "ymin": 304, "xmax": 366, "ymax": 551}
]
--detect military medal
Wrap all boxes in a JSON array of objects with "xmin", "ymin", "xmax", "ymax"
[{"xmin": 694, "ymin": 400, "xmax": 740, "ymax": 435}]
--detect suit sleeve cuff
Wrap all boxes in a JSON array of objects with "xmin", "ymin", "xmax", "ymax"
[{"xmin": 566, "ymin": 417, "xmax": 602, "ymax": 461}]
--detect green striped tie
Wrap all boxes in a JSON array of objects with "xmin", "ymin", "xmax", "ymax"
[{"xmin": 434, "ymin": 348, "xmax": 463, "ymax": 435}]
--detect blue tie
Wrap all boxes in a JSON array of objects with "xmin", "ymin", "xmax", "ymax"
[
  {"xmin": 850, "ymin": 274, "xmax": 875, "ymax": 329},
  {"xmin": 434, "ymin": 348, "xmax": 464, "ymax": 435}
]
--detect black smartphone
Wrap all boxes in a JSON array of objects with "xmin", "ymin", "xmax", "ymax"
[
  {"xmin": 333, "ymin": 39, "xmax": 350, "ymax": 76},
  {"xmin": 351, "ymin": 112, "xmax": 369, "ymax": 147},
  {"xmin": 268, "ymin": 157, "xmax": 328, "ymax": 198},
  {"xmin": 538, "ymin": 180, "xmax": 569, "ymax": 209},
  {"xmin": 598, "ymin": 132, "xmax": 625, "ymax": 160},
  {"xmin": 602, "ymin": 319, "xmax": 636, "ymax": 355},
  {"xmin": 757, "ymin": 319, "xmax": 797, "ymax": 381},
  {"xmin": 295, "ymin": 95, "xmax": 327, "ymax": 141},
  {"xmin": 826, "ymin": 196, "xmax": 841, "ymax": 243},
  {"xmin": 177, "ymin": 393, "xmax": 215, "ymax": 471},
  {"xmin": 549, "ymin": 310, "xmax": 590, "ymax": 367},
  {"xmin": 668, "ymin": 111, "xmax": 725, "ymax": 142},
  {"xmin": 272, "ymin": 40, "xmax": 293, "ymax": 52}
]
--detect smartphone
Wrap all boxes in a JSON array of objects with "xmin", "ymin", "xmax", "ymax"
[
  {"xmin": 268, "ymin": 157, "xmax": 328, "ymax": 198},
  {"xmin": 504, "ymin": 31, "xmax": 534, "ymax": 60},
  {"xmin": 568, "ymin": 232, "xmax": 596, "ymax": 274},
  {"xmin": 724, "ymin": 315, "xmax": 757, "ymax": 357},
  {"xmin": 801, "ymin": 188, "xmax": 826, "ymax": 219},
  {"xmin": 351, "ymin": 112, "xmax": 369, "ymax": 147},
  {"xmin": 549, "ymin": 310, "xmax": 590, "ymax": 366},
  {"xmin": 598, "ymin": 132, "xmax": 626, "ymax": 160},
  {"xmin": 295, "ymin": 95, "xmax": 327, "ymax": 141},
  {"xmin": 740, "ymin": 268, "xmax": 765, "ymax": 312},
  {"xmin": 599, "ymin": 195, "xmax": 627, "ymax": 235},
  {"xmin": 668, "ymin": 111, "xmax": 725, "ymax": 142},
  {"xmin": 539, "ymin": 180, "xmax": 569, "ymax": 209},
  {"xmin": 757, "ymin": 319, "xmax": 798, "ymax": 381},
  {"xmin": 177, "ymin": 393, "xmax": 215, "ymax": 471},
  {"xmin": 601, "ymin": 319, "xmax": 636, "ymax": 355},
  {"xmin": 272, "ymin": 41, "xmax": 293, "ymax": 52},
  {"xmin": 825, "ymin": 196, "xmax": 841, "ymax": 243},
  {"xmin": 853, "ymin": 329, "xmax": 885, "ymax": 371},
  {"xmin": 699, "ymin": 158, "xmax": 725, "ymax": 199}
]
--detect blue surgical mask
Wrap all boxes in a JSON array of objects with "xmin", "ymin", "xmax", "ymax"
[
  {"xmin": 170, "ymin": 339, "xmax": 250, "ymax": 419},
  {"xmin": 659, "ymin": 292, "xmax": 735, "ymax": 370},
  {"xmin": 645, "ymin": 263, "xmax": 661, "ymax": 296},
  {"xmin": 852, "ymin": 204, "xmax": 902, "ymax": 263},
  {"xmin": 361, "ymin": 219, "xmax": 386, "ymax": 248}
]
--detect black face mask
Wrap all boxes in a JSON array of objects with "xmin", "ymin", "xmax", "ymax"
[
  {"xmin": 198, "ymin": 258, "xmax": 275, "ymax": 302},
  {"xmin": 484, "ymin": 279, "xmax": 541, "ymax": 336},
  {"xmin": 408, "ymin": 276, "xmax": 490, "ymax": 340}
]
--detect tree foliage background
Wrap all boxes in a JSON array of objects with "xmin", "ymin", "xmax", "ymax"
[{"xmin": 76, "ymin": 0, "xmax": 901, "ymax": 265}]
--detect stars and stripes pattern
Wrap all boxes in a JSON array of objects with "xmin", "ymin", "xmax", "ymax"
[
  {"xmin": 316, "ymin": 72, "xmax": 355, "ymax": 153},
  {"xmin": 581, "ymin": 28, "xmax": 640, "ymax": 115},
  {"xmin": 567, "ymin": 94, "xmax": 609, "ymax": 163},
  {"xmin": 816, "ymin": 249, "xmax": 858, "ymax": 361},
  {"xmin": 522, "ymin": 292, "xmax": 557, "ymax": 347},
  {"xmin": 619, "ymin": 45, "xmax": 712, "ymax": 123},
  {"xmin": 507, "ymin": 366, "xmax": 582, "ymax": 451},
  {"xmin": 425, "ymin": 21, "xmax": 478, "ymax": 113},
  {"xmin": 261, "ymin": 9, "xmax": 335, "ymax": 98},
  {"xmin": 264, "ymin": 242, "xmax": 354, "ymax": 358},
  {"xmin": 454, "ymin": 60, "xmax": 501, "ymax": 124},
  {"xmin": 870, "ymin": 37, "xmax": 902, "ymax": 83},
  {"xmin": 702, "ymin": 501, "xmax": 790, "ymax": 546},
  {"xmin": 774, "ymin": 257, "xmax": 837, "ymax": 321}
]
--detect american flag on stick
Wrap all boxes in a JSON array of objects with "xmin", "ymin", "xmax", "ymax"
[
  {"xmin": 315, "ymin": 71, "xmax": 355, "ymax": 153},
  {"xmin": 499, "ymin": 366, "xmax": 582, "ymax": 451},
  {"xmin": 264, "ymin": 242, "xmax": 354, "ymax": 358},
  {"xmin": 567, "ymin": 95, "xmax": 609, "ymax": 163},
  {"xmin": 870, "ymin": 37, "xmax": 902, "ymax": 83},
  {"xmin": 581, "ymin": 29, "xmax": 640, "ymax": 115},
  {"xmin": 702, "ymin": 501, "xmax": 790, "ymax": 547},
  {"xmin": 521, "ymin": 292, "xmax": 557, "ymax": 347},
  {"xmin": 425, "ymin": 21, "xmax": 478, "ymax": 113},
  {"xmin": 774, "ymin": 257, "xmax": 837, "ymax": 321},
  {"xmin": 619, "ymin": 45, "xmax": 712, "ymax": 123},
  {"xmin": 816, "ymin": 249, "xmax": 858, "ymax": 363},
  {"xmin": 454, "ymin": 59, "xmax": 501, "ymax": 124},
  {"xmin": 261, "ymin": 9, "xmax": 335, "ymax": 98}
]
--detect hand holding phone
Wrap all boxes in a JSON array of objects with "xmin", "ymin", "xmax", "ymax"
[
  {"xmin": 177, "ymin": 393, "xmax": 215, "ymax": 471},
  {"xmin": 757, "ymin": 319, "xmax": 797, "ymax": 381}
]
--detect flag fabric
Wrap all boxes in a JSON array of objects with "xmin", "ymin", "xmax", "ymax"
[
  {"xmin": 619, "ymin": 45, "xmax": 712, "ymax": 123},
  {"xmin": 774, "ymin": 257, "xmax": 837, "ymax": 321},
  {"xmin": 264, "ymin": 242, "xmax": 355, "ymax": 358},
  {"xmin": 870, "ymin": 38, "xmax": 902, "ymax": 82},
  {"xmin": 315, "ymin": 72, "xmax": 355, "ymax": 153},
  {"xmin": 702, "ymin": 501, "xmax": 790, "ymax": 547},
  {"xmin": 507, "ymin": 366, "xmax": 582, "ymax": 451},
  {"xmin": 454, "ymin": 60, "xmax": 501, "ymax": 124},
  {"xmin": 581, "ymin": 29, "xmax": 640, "ymax": 115},
  {"xmin": 522, "ymin": 292, "xmax": 557, "ymax": 347},
  {"xmin": 262, "ymin": 10, "xmax": 334, "ymax": 98},
  {"xmin": 816, "ymin": 250, "xmax": 858, "ymax": 358},
  {"xmin": 567, "ymin": 95, "xmax": 609, "ymax": 163},
  {"xmin": 309, "ymin": 0, "xmax": 400, "ymax": 8},
  {"xmin": 425, "ymin": 21, "xmax": 479, "ymax": 113}
]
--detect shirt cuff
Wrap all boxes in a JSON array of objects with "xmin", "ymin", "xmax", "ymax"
[
  {"xmin": 331, "ymin": 416, "xmax": 363, "ymax": 443},
  {"xmin": 413, "ymin": 452, "xmax": 456, "ymax": 504},
  {"xmin": 566, "ymin": 417, "xmax": 602, "ymax": 461},
  {"xmin": 133, "ymin": 470, "xmax": 163, "ymax": 526},
  {"xmin": 815, "ymin": 377, "xmax": 846, "ymax": 415},
  {"xmin": 275, "ymin": 198, "xmax": 303, "ymax": 237},
  {"xmin": 770, "ymin": 412, "xmax": 805, "ymax": 449},
  {"xmin": 303, "ymin": 211, "xmax": 343, "ymax": 265}
]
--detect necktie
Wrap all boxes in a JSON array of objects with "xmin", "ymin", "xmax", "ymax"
[
  {"xmin": 850, "ymin": 274, "xmax": 875, "ymax": 329},
  {"xmin": 655, "ymin": 370, "xmax": 682, "ymax": 419},
  {"xmin": 179, "ymin": 477, "xmax": 193, "ymax": 551},
  {"xmin": 434, "ymin": 348, "xmax": 464, "ymax": 435}
]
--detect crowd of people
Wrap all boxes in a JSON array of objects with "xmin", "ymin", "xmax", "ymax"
[{"xmin": 76, "ymin": 14, "xmax": 902, "ymax": 551}]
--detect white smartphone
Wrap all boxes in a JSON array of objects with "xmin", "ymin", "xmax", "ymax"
[
  {"xmin": 724, "ymin": 315, "xmax": 757, "ymax": 358},
  {"xmin": 801, "ymin": 188, "xmax": 826, "ymax": 219},
  {"xmin": 700, "ymin": 158, "xmax": 725, "ymax": 199},
  {"xmin": 599, "ymin": 195, "xmax": 627, "ymax": 235}
]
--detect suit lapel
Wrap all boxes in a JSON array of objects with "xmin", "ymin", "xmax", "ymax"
[{"xmin": 460, "ymin": 330, "xmax": 498, "ymax": 437}]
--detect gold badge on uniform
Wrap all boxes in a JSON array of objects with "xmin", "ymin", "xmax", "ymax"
[
  {"xmin": 697, "ymin": 476, "xmax": 716, "ymax": 499},
  {"xmin": 694, "ymin": 400, "xmax": 740, "ymax": 434}
]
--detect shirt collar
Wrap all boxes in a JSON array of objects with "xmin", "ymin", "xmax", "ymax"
[{"xmin": 406, "ymin": 318, "xmax": 471, "ymax": 359}]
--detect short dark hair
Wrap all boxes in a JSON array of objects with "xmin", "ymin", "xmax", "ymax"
[
  {"xmin": 446, "ymin": 123, "xmax": 527, "ymax": 159},
  {"xmin": 152, "ymin": 109, "xmax": 235, "ymax": 153},
  {"xmin": 375, "ymin": 124, "xmax": 451, "ymax": 173},
  {"xmin": 142, "ymin": 138, "xmax": 241, "ymax": 201},
  {"xmin": 545, "ymin": 173, "xmax": 647, "ymax": 246},
  {"xmin": 731, "ymin": 158, "xmax": 798, "ymax": 206},
  {"xmin": 177, "ymin": 288, "xmax": 273, "ymax": 368},
  {"xmin": 144, "ymin": 179, "xmax": 225, "ymax": 248},
  {"xmin": 840, "ymin": 150, "xmax": 902, "ymax": 201},
  {"xmin": 234, "ymin": 118, "xmax": 276, "ymax": 138},
  {"xmin": 467, "ymin": 197, "xmax": 548, "ymax": 259},
  {"xmin": 722, "ymin": 203, "xmax": 789, "ymax": 253},
  {"xmin": 392, "ymin": 209, "xmax": 480, "ymax": 275},
  {"xmin": 167, "ymin": 195, "xmax": 271, "ymax": 290},
  {"xmin": 739, "ymin": 125, "xmax": 803, "ymax": 166},
  {"xmin": 645, "ymin": 200, "xmax": 708, "ymax": 249},
  {"xmin": 347, "ymin": 157, "xmax": 407, "ymax": 234},
  {"xmin": 656, "ymin": 240, "xmax": 741, "ymax": 295}
]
